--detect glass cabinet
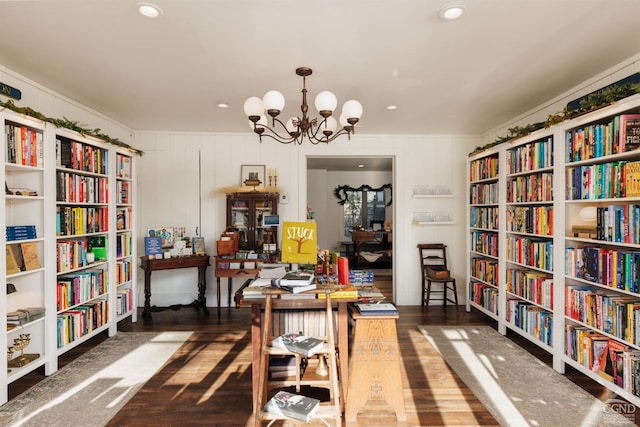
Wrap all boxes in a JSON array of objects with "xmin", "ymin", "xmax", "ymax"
[{"xmin": 226, "ymin": 192, "xmax": 278, "ymax": 252}]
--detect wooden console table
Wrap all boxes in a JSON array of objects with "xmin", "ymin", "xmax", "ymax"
[
  {"xmin": 235, "ymin": 280, "xmax": 355, "ymax": 413},
  {"xmin": 139, "ymin": 255, "xmax": 210, "ymax": 321},
  {"xmin": 214, "ymin": 256, "xmax": 259, "ymax": 318},
  {"xmin": 346, "ymin": 305, "xmax": 406, "ymax": 422}
]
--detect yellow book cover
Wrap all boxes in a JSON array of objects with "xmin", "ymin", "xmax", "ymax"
[
  {"xmin": 625, "ymin": 160, "xmax": 640, "ymax": 197},
  {"xmin": 318, "ymin": 284, "xmax": 358, "ymax": 299},
  {"xmin": 281, "ymin": 221, "xmax": 317, "ymax": 264},
  {"xmin": 6, "ymin": 246, "xmax": 20, "ymax": 274},
  {"xmin": 20, "ymin": 242, "xmax": 41, "ymax": 270}
]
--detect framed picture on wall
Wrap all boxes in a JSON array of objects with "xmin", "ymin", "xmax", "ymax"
[{"xmin": 241, "ymin": 164, "xmax": 266, "ymax": 187}]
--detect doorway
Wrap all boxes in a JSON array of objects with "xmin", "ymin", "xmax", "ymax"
[{"xmin": 306, "ymin": 155, "xmax": 395, "ymax": 301}]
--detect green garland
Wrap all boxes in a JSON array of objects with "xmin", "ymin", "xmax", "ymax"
[
  {"xmin": 333, "ymin": 183, "xmax": 393, "ymax": 206},
  {"xmin": 0, "ymin": 99, "xmax": 144, "ymax": 155},
  {"xmin": 469, "ymin": 82, "xmax": 640, "ymax": 157}
]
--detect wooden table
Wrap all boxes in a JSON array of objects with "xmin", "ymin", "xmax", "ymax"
[
  {"xmin": 346, "ymin": 305, "xmax": 406, "ymax": 422},
  {"xmin": 235, "ymin": 280, "xmax": 356, "ymax": 413},
  {"xmin": 214, "ymin": 263, "xmax": 259, "ymax": 317},
  {"xmin": 139, "ymin": 255, "xmax": 210, "ymax": 321}
]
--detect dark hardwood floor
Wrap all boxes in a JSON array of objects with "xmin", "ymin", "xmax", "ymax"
[{"xmin": 8, "ymin": 271, "xmax": 639, "ymax": 425}]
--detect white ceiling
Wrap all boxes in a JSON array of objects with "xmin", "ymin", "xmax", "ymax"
[{"xmin": 0, "ymin": 0, "xmax": 639, "ymax": 138}]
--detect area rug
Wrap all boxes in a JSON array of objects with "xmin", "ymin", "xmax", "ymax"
[
  {"xmin": 0, "ymin": 331, "xmax": 192, "ymax": 427},
  {"xmin": 419, "ymin": 325, "xmax": 635, "ymax": 427}
]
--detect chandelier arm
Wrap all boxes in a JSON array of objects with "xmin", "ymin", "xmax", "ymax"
[
  {"xmin": 254, "ymin": 119, "xmax": 298, "ymax": 144},
  {"xmin": 308, "ymin": 128, "xmax": 352, "ymax": 144}
]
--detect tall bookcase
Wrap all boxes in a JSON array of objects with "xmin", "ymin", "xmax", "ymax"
[
  {"xmin": 0, "ymin": 110, "xmax": 137, "ymax": 404},
  {"xmin": 466, "ymin": 93, "xmax": 640, "ymax": 405}
]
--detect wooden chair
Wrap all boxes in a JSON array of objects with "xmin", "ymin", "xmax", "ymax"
[
  {"xmin": 417, "ymin": 243, "xmax": 458, "ymax": 308},
  {"xmin": 254, "ymin": 287, "xmax": 342, "ymax": 427}
]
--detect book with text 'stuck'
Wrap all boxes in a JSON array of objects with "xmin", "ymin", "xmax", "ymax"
[
  {"xmin": 264, "ymin": 391, "xmax": 320, "ymax": 422},
  {"xmin": 272, "ymin": 333, "xmax": 325, "ymax": 357}
]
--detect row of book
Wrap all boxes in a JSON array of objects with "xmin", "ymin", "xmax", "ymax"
[
  {"xmin": 469, "ymin": 181, "xmax": 499, "ymax": 205},
  {"xmin": 470, "ymin": 206, "xmax": 498, "ymax": 230},
  {"xmin": 471, "ymin": 231, "xmax": 499, "ymax": 257},
  {"xmin": 506, "ymin": 300, "xmax": 553, "ymax": 346},
  {"xmin": 565, "ymin": 246, "xmax": 640, "ymax": 293},
  {"xmin": 5, "ymin": 123, "xmax": 44, "ymax": 167},
  {"xmin": 56, "ymin": 239, "xmax": 90, "ymax": 273},
  {"xmin": 116, "ymin": 207, "xmax": 132, "ymax": 231},
  {"xmin": 116, "ymin": 288, "xmax": 133, "ymax": 316},
  {"xmin": 56, "ymin": 206, "xmax": 109, "ymax": 237},
  {"xmin": 506, "ymin": 205, "xmax": 553, "ymax": 236},
  {"xmin": 506, "ymin": 236, "xmax": 554, "ymax": 271},
  {"xmin": 6, "ymin": 224, "xmax": 36, "ymax": 241},
  {"xmin": 56, "ymin": 172, "xmax": 109, "ymax": 204},
  {"xmin": 588, "ymin": 204, "xmax": 640, "ymax": 244},
  {"xmin": 56, "ymin": 137, "xmax": 109, "ymax": 175},
  {"xmin": 469, "ymin": 281, "xmax": 498, "ymax": 314},
  {"xmin": 116, "ymin": 153, "xmax": 132, "ymax": 179},
  {"xmin": 469, "ymin": 155, "xmax": 499, "ymax": 182},
  {"xmin": 116, "ymin": 233, "xmax": 132, "ymax": 258},
  {"xmin": 566, "ymin": 325, "xmax": 640, "ymax": 397},
  {"xmin": 565, "ymin": 114, "xmax": 640, "ymax": 163},
  {"xmin": 116, "ymin": 259, "xmax": 132, "ymax": 285},
  {"xmin": 566, "ymin": 285, "xmax": 640, "ymax": 344},
  {"xmin": 566, "ymin": 160, "xmax": 640, "ymax": 200},
  {"xmin": 506, "ymin": 137, "xmax": 554, "ymax": 174},
  {"xmin": 506, "ymin": 268, "xmax": 553, "ymax": 309},
  {"xmin": 56, "ymin": 299, "xmax": 108, "ymax": 348},
  {"xmin": 471, "ymin": 257, "xmax": 498, "ymax": 286},
  {"xmin": 506, "ymin": 172, "xmax": 553, "ymax": 203},
  {"xmin": 116, "ymin": 180, "xmax": 131, "ymax": 204},
  {"xmin": 56, "ymin": 269, "xmax": 108, "ymax": 311}
]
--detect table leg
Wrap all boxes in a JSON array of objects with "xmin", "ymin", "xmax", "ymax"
[
  {"xmin": 197, "ymin": 266, "xmax": 209, "ymax": 316},
  {"xmin": 143, "ymin": 270, "xmax": 153, "ymax": 322},
  {"xmin": 250, "ymin": 303, "xmax": 261, "ymax": 413},
  {"xmin": 338, "ymin": 303, "xmax": 349, "ymax": 401},
  {"xmin": 227, "ymin": 278, "xmax": 232, "ymax": 308},
  {"xmin": 216, "ymin": 277, "xmax": 222, "ymax": 318}
]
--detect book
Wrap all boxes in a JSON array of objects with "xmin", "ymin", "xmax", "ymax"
[
  {"xmin": 8, "ymin": 244, "xmax": 25, "ymax": 272},
  {"xmin": 6, "ymin": 246, "xmax": 20, "ymax": 275},
  {"xmin": 281, "ymin": 221, "xmax": 318, "ymax": 264},
  {"xmin": 269, "ymin": 355, "xmax": 307, "ymax": 379},
  {"xmin": 278, "ymin": 283, "xmax": 317, "ymax": 294},
  {"xmin": 356, "ymin": 302, "xmax": 398, "ymax": 316},
  {"xmin": 621, "ymin": 114, "xmax": 640, "ymax": 151},
  {"xmin": 20, "ymin": 242, "xmax": 41, "ymax": 270},
  {"xmin": 6, "ymin": 187, "xmax": 38, "ymax": 196},
  {"xmin": 263, "ymin": 391, "xmax": 320, "ymax": 422},
  {"xmin": 88, "ymin": 235, "xmax": 108, "ymax": 260},
  {"xmin": 144, "ymin": 236, "xmax": 163, "ymax": 257},
  {"xmin": 192, "ymin": 237, "xmax": 205, "ymax": 255},
  {"xmin": 272, "ymin": 333, "xmax": 325, "ymax": 357},
  {"xmin": 317, "ymin": 284, "xmax": 358, "ymax": 299},
  {"xmin": 278, "ymin": 271, "xmax": 315, "ymax": 287}
]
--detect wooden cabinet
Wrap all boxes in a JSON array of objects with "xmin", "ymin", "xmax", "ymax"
[{"xmin": 226, "ymin": 192, "xmax": 278, "ymax": 252}]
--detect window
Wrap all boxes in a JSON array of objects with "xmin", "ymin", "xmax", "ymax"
[{"xmin": 342, "ymin": 188, "xmax": 387, "ymax": 239}]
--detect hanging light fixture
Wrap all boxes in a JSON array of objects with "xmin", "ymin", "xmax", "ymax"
[{"xmin": 243, "ymin": 67, "xmax": 363, "ymax": 145}]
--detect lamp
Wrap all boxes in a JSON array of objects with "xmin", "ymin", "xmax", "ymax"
[{"xmin": 244, "ymin": 67, "xmax": 363, "ymax": 145}]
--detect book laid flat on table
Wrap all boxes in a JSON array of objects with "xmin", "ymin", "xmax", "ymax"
[
  {"xmin": 264, "ymin": 390, "xmax": 320, "ymax": 422},
  {"xmin": 277, "ymin": 282, "xmax": 317, "ymax": 294},
  {"xmin": 272, "ymin": 332, "xmax": 325, "ymax": 357},
  {"xmin": 278, "ymin": 271, "xmax": 315, "ymax": 287},
  {"xmin": 356, "ymin": 302, "xmax": 399, "ymax": 315}
]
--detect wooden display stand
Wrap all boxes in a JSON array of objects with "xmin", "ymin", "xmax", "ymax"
[{"xmin": 346, "ymin": 305, "xmax": 406, "ymax": 423}]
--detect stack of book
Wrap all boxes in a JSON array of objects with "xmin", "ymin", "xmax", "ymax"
[
  {"xmin": 6, "ymin": 225, "xmax": 37, "ymax": 241},
  {"xmin": 7, "ymin": 307, "xmax": 46, "ymax": 327},
  {"xmin": 268, "ymin": 355, "xmax": 307, "ymax": 379},
  {"xmin": 349, "ymin": 269, "xmax": 375, "ymax": 283},
  {"xmin": 276, "ymin": 271, "xmax": 316, "ymax": 294},
  {"xmin": 355, "ymin": 302, "xmax": 398, "ymax": 316}
]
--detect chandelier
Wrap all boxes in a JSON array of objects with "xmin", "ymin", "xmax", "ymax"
[{"xmin": 243, "ymin": 67, "xmax": 363, "ymax": 145}]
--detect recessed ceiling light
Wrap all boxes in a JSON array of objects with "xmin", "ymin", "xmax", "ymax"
[
  {"xmin": 386, "ymin": 105, "xmax": 398, "ymax": 110},
  {"xmin": 358, "ymin": 164, "xmax": 365, "ymax": 168},
  {"xmin": 217, "ymin": 102, "xmax": 230, "ymax": 109},
  {"xmin": 439, "ymin": 4, "xmax": 466, "ymax": 20},
  {"xmin": 138, "ymin": 2, "xmax": 163, "ymax": 18}
]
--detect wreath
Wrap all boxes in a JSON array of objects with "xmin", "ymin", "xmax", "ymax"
[{"xmin": 333, "ymin": 183, "xmax": 392, "ymax": 206}]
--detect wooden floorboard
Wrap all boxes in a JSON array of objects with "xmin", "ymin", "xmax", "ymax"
[{"xmin": 8, "ymin": 270, "xmax": 638, "ymax": 425}]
